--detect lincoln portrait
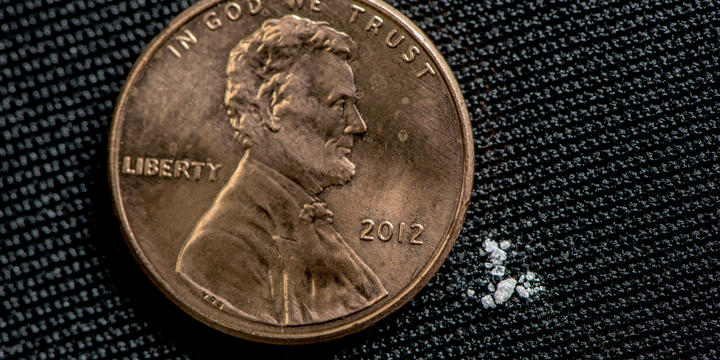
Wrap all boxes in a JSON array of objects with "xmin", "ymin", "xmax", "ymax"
[{"xmin": 176, "ymin": 15, "xmax": 387, "ymax": 326}]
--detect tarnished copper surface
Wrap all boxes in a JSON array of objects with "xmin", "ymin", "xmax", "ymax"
[{"xmin": 109, "ymin": 0, "xmax": 473, "ymax": 344}]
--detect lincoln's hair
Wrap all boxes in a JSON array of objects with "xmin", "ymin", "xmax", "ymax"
[{"xmin": 225, "ymin": 15, "xmax": 357, "ymax": 149}]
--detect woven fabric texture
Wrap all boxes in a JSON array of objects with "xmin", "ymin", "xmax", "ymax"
[{"xmin": 2, "ymin": 0, "xmax": 719, "ymax": 359}]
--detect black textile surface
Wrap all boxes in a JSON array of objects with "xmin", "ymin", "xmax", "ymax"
[{"xmin": 1, "ymin": 0, "xmax": 719, "ymax": 358}]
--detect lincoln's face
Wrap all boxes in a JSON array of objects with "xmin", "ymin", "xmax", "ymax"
[{"xmin": 267, "ymin": 51, "xmax": 368, "ymax": 192}]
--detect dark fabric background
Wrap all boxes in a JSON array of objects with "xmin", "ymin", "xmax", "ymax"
[{"xmin": 2, "ymin": 0, "xmax": 719, "ymax": 358}]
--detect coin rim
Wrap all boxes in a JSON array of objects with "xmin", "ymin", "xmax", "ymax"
[{"xmin": 108, "ymin": 0, "xmax": 474, "ymax": 344}]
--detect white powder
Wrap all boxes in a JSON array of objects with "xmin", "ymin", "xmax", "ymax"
[
  {"xmin": 489, "ymin": 265, "xmax": 506, "ymax": 277},
  {"xmin": 476, "ymin": 238, "xmax": 545, "ymax": 307},
  {"xmin": 483, "ymin": 239, "xmax": 508, "ymax": 278},
  {"xmin": 516, "ymin": 285, "xmax": 529, "ymax": 298},
  {"xmin": 481, "ymin": 295, "xmax": 496, "ymax": 309},
  {"xmin": 494, "ymin": 278, "xmax": 517, "ymax": 304}
]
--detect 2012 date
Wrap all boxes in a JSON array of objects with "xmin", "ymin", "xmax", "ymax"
[{"xmin": 360, "ymin": 219, "xmax": 424, "ymax": 245}]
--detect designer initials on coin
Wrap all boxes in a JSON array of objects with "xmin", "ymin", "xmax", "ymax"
[{"xmin": 109, "ymin": 0, "xmax": 473, "ymax": 344}]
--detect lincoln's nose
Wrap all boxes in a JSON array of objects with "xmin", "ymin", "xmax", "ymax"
[{"xmin": 344, "ymin": 103, "xmax": 368, "ymax": 135}]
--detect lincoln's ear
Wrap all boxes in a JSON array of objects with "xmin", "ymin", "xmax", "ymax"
[{"xmin": 256, "ymin": 77, "xmax": 282, "ymax": 132}]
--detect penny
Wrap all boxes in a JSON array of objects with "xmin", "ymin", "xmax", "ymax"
[{"xmin": 109, "ymin": 0, "xmax": 473, "ymax": 344}]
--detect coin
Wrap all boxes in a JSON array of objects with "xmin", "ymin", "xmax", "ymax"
[{"xmin": 109, "ymin": 0, "xmax": 473, "ymax": 344}]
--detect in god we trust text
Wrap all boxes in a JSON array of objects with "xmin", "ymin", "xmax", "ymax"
[{"xmin": 166, "ymin": 0, "xmax": 438, "ymax": 79}]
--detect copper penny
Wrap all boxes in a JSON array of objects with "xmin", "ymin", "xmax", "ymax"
[{"xmin": 109, "ymin": 0, "xmax": 473, "ymax": 344}]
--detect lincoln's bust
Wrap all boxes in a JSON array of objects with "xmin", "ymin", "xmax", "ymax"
[{"xmin": 176, "ymin": 15, "xmax": 387, "ymax": 326}]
